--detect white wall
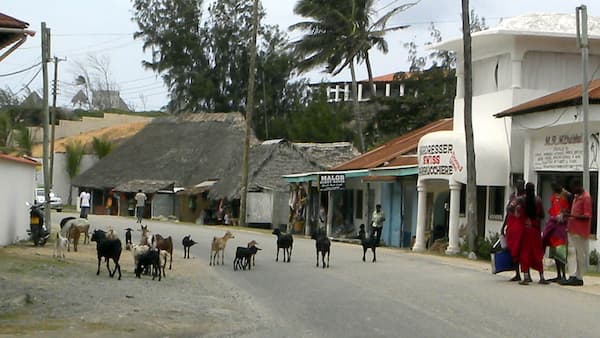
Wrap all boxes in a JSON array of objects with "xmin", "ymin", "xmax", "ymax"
[
  {"xmin": 0, "ymin": 160, "xmax": 36, "ymax": 246},
  {"xmin": 35, "ymin": 153, "xmax": 98, "ymax": 205}
]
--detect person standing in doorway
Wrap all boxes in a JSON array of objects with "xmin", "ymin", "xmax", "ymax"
[
  {"xmin": 561, "ymin": 180, "xmax": 592, "ymax": 286},
  {"xmin": 371, "ymin": 204, "xmax": 385, "ymax": 245},
  {"xmin": 79, "ymin": 189, "xmax": 91, "ymax": 219},
  {"xmin": 135, "ymin": 189, "xmax": 147, "ymax": 223}
]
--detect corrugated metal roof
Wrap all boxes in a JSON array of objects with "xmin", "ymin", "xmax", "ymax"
[
  {"xmin": 0, "ymin": 153, "xmax": 38, "ymax": 166},
  {"xmin": 0, "ymin": 13, "xmax": 28, "ymax": 29},
  {"xmin": 495, "ymin": 78, "xmax": 600, "ymax": 118},
  {"xmin": 332, "ymin": 118, "xmax": 453, "ymax": 170}
]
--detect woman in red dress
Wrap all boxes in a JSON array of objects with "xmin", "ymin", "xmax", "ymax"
[
  {"xmin": 518, "ymin": 182, "xmax": 547, "ymax": 285},
  {"xmin": 501, "ymin": 179, "xmax": 525, "ymax": 281},
  {"xmin": 541, "ymin": 182, "xmax": 570, "ymax": 282}
]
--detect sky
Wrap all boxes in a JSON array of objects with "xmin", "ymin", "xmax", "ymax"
[{"xmin": 1, "ymin": 1, "xmax": 598, "ymax": 111}]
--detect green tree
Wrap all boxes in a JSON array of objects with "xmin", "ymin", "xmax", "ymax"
[
  {"xmin": 65, "ymin": 140, "xmax": 85, "ymax": 205},
  {"xmin": 91, "ymin": 136, "xmax": 113, "ymax": 159},
  {"xmin": 14, "ymin": 125, "xmax": 33, "ymax": 156}
]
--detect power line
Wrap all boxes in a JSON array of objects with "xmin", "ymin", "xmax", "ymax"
[
  {"xmin": 13, "ymin": 67, "xmax": 42, "ymax": 96},
  {"xmin": 0, "ymin": 61, "xmax": 42, "ymax": 77}
]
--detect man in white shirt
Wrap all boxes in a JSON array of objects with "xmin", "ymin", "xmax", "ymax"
[
  {"xmin": 135, "ymin": 189, "xmax": 147, "ymax": 223},
  {"xmin": 79, "ymin": 189, "xmax": 91, "ymax": 219},
  {"xmin": 371, "ymin": 204, "xmax": 385, "ymax": 245}
]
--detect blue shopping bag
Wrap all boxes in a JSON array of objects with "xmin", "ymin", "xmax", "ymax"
[{"xmin": 491, "ymin": 249, "xmax": 515, "ymax": 274}]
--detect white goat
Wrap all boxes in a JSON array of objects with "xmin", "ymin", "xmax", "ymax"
[{"xmin": 53, "ymin": 232, "xmax": 68, "ymax": 259}]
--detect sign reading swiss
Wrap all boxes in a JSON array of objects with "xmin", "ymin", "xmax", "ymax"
[{"xmin": 319, "ymin": 174, "xmax": 345, "ymax": 191}]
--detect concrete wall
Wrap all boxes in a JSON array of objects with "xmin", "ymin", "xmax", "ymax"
[
  {"xmin": 0, "ymin": 159, "xmax": 36, "ymax": 246},
  {"xmin": 30, "ymin": 113, "xmax": 154, "ymax": 143},
  {"xmin": 35, "ymin": 153, "xmax": 98, "ymax": 206}
]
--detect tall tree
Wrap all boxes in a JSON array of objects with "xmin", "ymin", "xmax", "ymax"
[
  {"xmin": 65, "ymin": 140, "xmax": 85, "ymax": 205},
  {"xmin": 462, "ymin": 0, "xmax": 477, "ymax": 254},
  {"xmin": 291, "ymin": 0, "xmax": 418, "ymax": 151}
]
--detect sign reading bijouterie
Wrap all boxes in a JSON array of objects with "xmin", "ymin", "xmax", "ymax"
[
  {"xmin": 533, "ymin": 132, "xmax": 600, "ymax": 171},
  {"xmin": 319, "ymin": 174, "xmax": 345, "ymax": 191},
  {"xmin": 418, "ymin": 143, "xmax": 462, "ymax": 177}
]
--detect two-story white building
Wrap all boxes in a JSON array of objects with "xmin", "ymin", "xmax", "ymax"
[{"xmin": 413, "ymin": 13, "xmax": 600, "ymax": 254}]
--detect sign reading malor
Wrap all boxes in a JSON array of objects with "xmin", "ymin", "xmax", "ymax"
[{"xmin": 319, "ymin": 174, "xmax": 345, "ymax": 191}]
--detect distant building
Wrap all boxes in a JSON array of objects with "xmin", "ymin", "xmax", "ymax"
[
  {"xmin": 91, "ymin": 90, "xmax": 130, "ymax": 111},
  {"xmin": 310, "ymin": 72, "xmax": 412, "ymax": 103}
]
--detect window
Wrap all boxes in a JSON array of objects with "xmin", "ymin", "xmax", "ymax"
[
  {"xmin": 355, "ymin": 190, "xmax": 363, "ymax": 219},
  {"xmin": 488, "ymin": 186, "xmax": 505, "ymax": 221}
]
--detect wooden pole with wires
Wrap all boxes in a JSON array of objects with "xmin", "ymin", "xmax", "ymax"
[{"xmin": 239, "ymin": 0, "xmax": 260, "ymax": 227}]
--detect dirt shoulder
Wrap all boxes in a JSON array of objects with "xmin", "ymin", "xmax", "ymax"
[{"xmin": 0, "ymin": 241, "xmax": 269, "ymax": 337}]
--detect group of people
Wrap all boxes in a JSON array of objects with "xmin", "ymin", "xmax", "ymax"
[
  {"xmin": 78, "ymin": 188, "xmax": 147, "ymax": 223},
  {"xmin": 501, "ymin": 179, "xmax": 592, "ymax": 286}
]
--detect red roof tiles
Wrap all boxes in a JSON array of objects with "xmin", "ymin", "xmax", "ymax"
[
  {"xmin": 332, "ymin": 118, "xmax": 453, "ymax": 170},
  {"xmin": 0, "ymin": 153, "xmax": 38, "ymax": 166},
  {"xmin": 496, "ymin": 78, "xmax": 600, "ymax": 117}
]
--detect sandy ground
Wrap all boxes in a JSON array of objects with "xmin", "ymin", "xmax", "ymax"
[{"xmin": 0, "ymin": 239, "xmax": 269, "ymax": 338}]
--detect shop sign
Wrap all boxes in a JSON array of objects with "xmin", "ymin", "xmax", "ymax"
[
  {"xmin": 418, "ymin": 143, "xmax": 462, "ymax": 177},
  {"xmin": 319, "ymin": 174, "xmax": 345, "ymax": 191},
  {"xmin": 533, "ymin": 132, "xmax": 600, "ymax": 171}
]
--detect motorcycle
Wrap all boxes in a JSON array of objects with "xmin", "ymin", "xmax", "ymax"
[{"xmin": 26, "ymin": 202, "xmax": 50, "ymax": 246}]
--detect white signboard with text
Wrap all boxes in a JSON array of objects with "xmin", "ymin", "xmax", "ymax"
[
  {"xmin": 418, "ymin": 143, "xmax": 464, "ymax": 179},
  {"xmin": 532, "ymin": 132, "xmax": 600, "ymax": 171}
]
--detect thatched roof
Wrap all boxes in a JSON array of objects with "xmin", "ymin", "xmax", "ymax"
[
  {"xmin": 72, "ymin": 112, "xmax": 252, "ymax": 190},
  {"xmin": 292, "ymin": 142, "xmax": 360, "ymax": 169},
  {"xmin": 209, "ymin": 140, "xmax": 323, "ymax": 199},
  {"xmin": 114, "ymin": 180, "xmax": 175, "ymax": 194}
]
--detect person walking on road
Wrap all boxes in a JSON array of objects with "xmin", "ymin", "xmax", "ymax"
[
  {"xmin": 561, "ymin": 180, "xmax": 592, "ymax": 286},
  {"xmin": 135, "ymin": 189, "xmax": 147, "ymax": 223},
  {"xmin": 79, "ymin": 189, "xmax": 91, "ymax": 219},
  {"xmin": 371, "ymin": 204, "xmax": 385, "ymax": 245}
]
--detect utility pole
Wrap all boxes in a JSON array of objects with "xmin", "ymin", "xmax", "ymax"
[
  {"xmin": 239, "ymin": 0, "xmax": 260, "ymax": 227},
  {"xmin": 461, "ymin": 0, "xmax": 478, "ymax": 254},
  {"xmin": 50, "ymin": 56, "xmax": 66, "ymax": 190},
  {"xmin": 41, "ymin": 22, "xmax": 51, "ymax": 231},
  {"xmin": 577, "ymin": 5, "xmax": 590, "ymax": 193}
]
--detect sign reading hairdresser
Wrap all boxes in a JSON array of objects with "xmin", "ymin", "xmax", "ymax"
[
  {"xmin": 418, "ymin": 142, "xmax": 462, "ymax": 179},
  {"xmin": 319, "ymin": 174, "xmax": 345, "ymax": 191}
]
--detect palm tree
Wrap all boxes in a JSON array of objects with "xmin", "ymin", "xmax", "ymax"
[
  {"xmin": 290, "ymin": 0, "xmax": 419, "ymax": 151},
  {"xmin": 65, "ymin": 140, "xmax": 85, "ymax": 205},
  {"xmin": 15, "ymin": 125, "xmax": 33, "ymax": 156},
  {"xmin": 91, "ymin": 136, "xmax": 113, "ymax": 159}
]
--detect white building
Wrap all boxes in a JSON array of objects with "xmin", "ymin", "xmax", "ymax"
[
  {"xmin": 0, "ymin": 153, "xmax": 38, "ymax": 246},
  {"xmin": 414, "ymin": 13, "xmax": 600, "ymax": 254}
]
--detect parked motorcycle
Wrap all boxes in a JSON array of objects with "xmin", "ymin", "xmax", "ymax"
[{"xmin": 26, "ymin": 202, "xmax": 50, "ymax": 246}]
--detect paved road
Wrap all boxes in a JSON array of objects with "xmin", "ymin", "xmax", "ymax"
[{"xmin": 53, "ymin": 212, "xmax": 600, "ymax": 338}]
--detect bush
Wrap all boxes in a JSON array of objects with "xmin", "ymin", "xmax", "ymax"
[
  {"xmin": 590, "ymin": 249, "xmax": 599, "ymax": 266},
  {"xmin": 476, "ymin": 232, "xmax": 500, "ymax": 261}
]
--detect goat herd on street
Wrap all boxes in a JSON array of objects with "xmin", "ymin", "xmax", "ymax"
[{"xmin": 51, "ymin": 216, "xmax": 379, "ymax": 282}]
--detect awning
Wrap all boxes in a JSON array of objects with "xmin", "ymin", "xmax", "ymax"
[
  {"xmin": 283, "ymin": 170, "xmax": 369, "ymax": 183},
  {"xmin": 177, "ymin": 180, "xmax": 218, "ymax": 195}
]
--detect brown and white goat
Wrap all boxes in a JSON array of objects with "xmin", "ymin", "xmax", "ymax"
[
  {"xmin": 209, "ymin": 231, "xmax": 234, "ymax": 266},
  {"xmin": 62, "ymin": 218, "xmax": 90, "ymax": 252},
  {"xmin": 152, "ymin": 234, "xmax": 173, "ymax": 270}
]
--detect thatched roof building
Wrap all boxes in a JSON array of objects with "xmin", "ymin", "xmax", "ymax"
[{"xmin": 72, "ymin": 112, "xmax": 253, "ymax": 191}]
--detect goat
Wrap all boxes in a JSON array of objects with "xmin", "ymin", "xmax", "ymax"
[
  {"xmin": 53, "ymin": 232, "xmax": 68, "ymax": 259},
  {"xmin": 210, "ymin": 231, "xmax": 234, "ymax": 266},
  {"xmin": 247, "ymin": 240, "xmax": 259, "ymax": 267},
  {"xmin": 124, "ymin": 228, "xmax": 133, "ymax": 249},
  {"xmin": 182, "ymin": 235, "xmax": 197, "ymax": 259},
  {"xmin": 159, "ymin": 250, "xmax": 168, "ymax": 277},
  {"xmin": 272, "ymin": 229, "xmax": 293, "ymax": 262},
  {"xmin": 131, "ymin": 244, "xmax": 150, "ymax": 273},
  {"xmin": 361, "ymin": 237, "xmax": 377, "ymax": 263},
  {"xmin": 233, "ymin": 246, "xmax": 261, "ymax": 271},
  {"xmin": 152, "ymin": 234, "xmax": 173, "ymax": 270},
  {"xmin": 311, "ymin": 230, "xmax": 330, "ymax": 268},
  {"xmin": 140, "ymin": 225, "xmax": 151, "ymax": 246},
  {"xmin": 60, "ymin": 217, "xmax": 90, "ymax": 252},
  {"xmin": 90, "ymin": 229, "xmax": 122, "ymax": 280},
  {"xmin": 106, "ymin": 226, "xmax": 117, "ymax": 240},
  {"xmin": 135, "ymin": 248, "xmax": 161, "ymax": 281}
]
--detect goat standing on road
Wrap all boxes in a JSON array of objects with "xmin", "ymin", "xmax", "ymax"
[
  {"xmin": 210, "ymin": 231, "xmax": 234, "ymax": 266},
  {"xmin": 182, "ymin": 235, "xmax": 197, "ymax": 259},
  {"xmin": 272, "ymin": 228, "xmax": 293, "ymax": 262},
  {"xmin": 91, "ymin": 229, "xmax": 122, "ymax": 280},
  {"xmin": 311, "ymin": 229, "xmax": 330, "ymax": 268},
  {"xmin": 152, "ymin": 234, "xmax": 173, "ymax": 270},
  {"xmin": 359, "ymin": 225, "xmax": 377, "ymax": 263},
  {"xmin": 233, "ymin": 245, "xmax": 261, "ymax": 271}
]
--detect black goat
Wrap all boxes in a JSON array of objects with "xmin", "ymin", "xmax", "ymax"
[
  {"xmin": 124, "ymin": 228, "xmax": 133, "ymax": 249},
  {"xmin": 311, "ymin": 230, "xmax": 330, "ymax": 268},
  {"xmin": 361, "ymin": 237, "xmax": 377, "ymax": 263},
  {"xmin": 233, "ymin": 246, "xmax": 261, "ymax": 271},
  {"xmin": 272, "ymin": 228, "xmax": 293, "ymax": 262},
  {"xmin": 135, "ymin": 248, "xmax": 161, "ymax": 281},
  {"xmin": 182, "ymin": 235, "xmax": 197, "ymax": 259},
  {"xmin": 90, "ymin": 229, "xmax": 122, "ymax": 280}
]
